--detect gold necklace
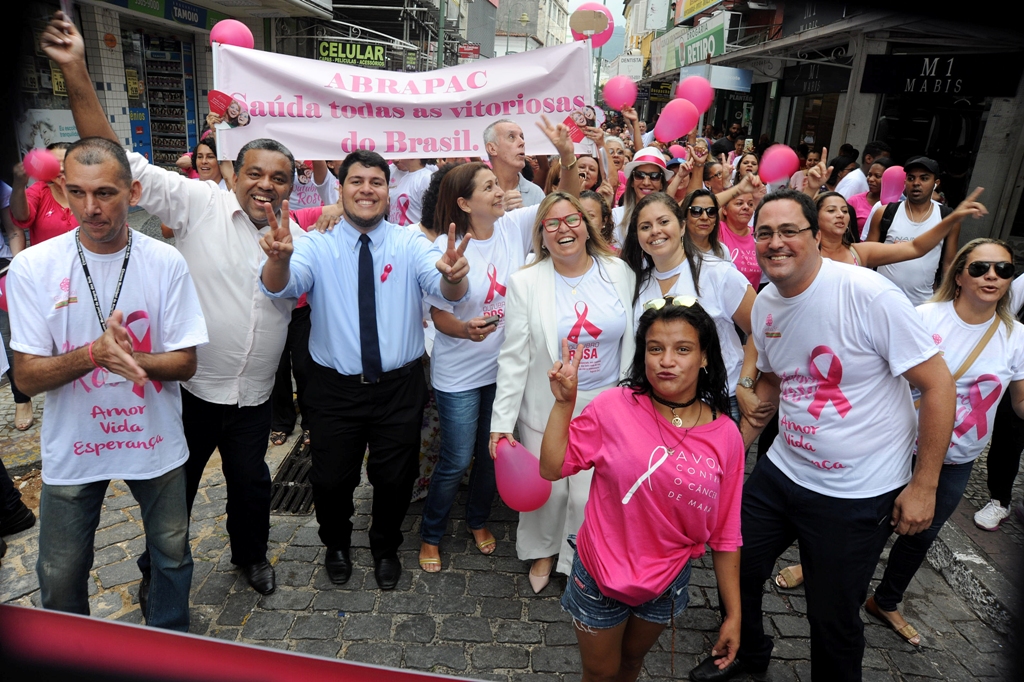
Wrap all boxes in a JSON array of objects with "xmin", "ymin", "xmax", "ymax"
[
  {"xmin": 651, "ymin": 392, "xmax": 699, "ymax": 427},
  {"xmin": 649, "ymin": 398, "xmax": 702, "ymax": 455},
  {"xmin": 555, "ymin": 259, "xmax": 590, "ymax": 295}
]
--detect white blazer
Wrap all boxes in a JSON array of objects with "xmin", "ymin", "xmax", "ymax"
[{"xmin": 490, "ymin": 255, "xmax": 637, "ymax": 434}]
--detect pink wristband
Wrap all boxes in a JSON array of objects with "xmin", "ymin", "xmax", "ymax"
[{"xmin": 88, "ymin": 341, "xmax": 101, "ymax": 369}]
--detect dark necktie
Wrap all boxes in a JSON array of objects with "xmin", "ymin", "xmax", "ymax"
[{"xmin": 358, "ymin": 233, "xmax": 382, "ymax": 382}]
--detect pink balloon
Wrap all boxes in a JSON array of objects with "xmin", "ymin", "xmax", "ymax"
[
  {"xmin": 759, "ymin": 144, "xmax": 800, "ymax": 184},
  {"xmin": 0, "ymin": 274, "xmax": 7, "ymax": 313},
  {"xmin": 676, "ymin": 76, "xmax": 715, "ymax": 114},
  {"xmin": 571, "ymin": 3, "xmax": 614, "ymax": 49},
  {"xmin": 494, "ymin": 439, "xmax": 552, "ymax": 513},
  {"xmin": 603, "ymin": 76, "xmax": 638, "ymax": 110},
  {"xmin": 654, "ymin": 99, "xmax": 699, "ymax": 143},
  {"xmin": 23, "ymin": 149, "xmax": 61, "ymax": 183},
  {"xmin": 210, "ymin": 19, "xmax": 255, "ymax": 49},
  {"xmin": 880, "ymin": 165, "xmax": 905, "ymax": 204},
  {"xmin": 668, "ymin": 144, "xmax": 686, "ymax": 159}
]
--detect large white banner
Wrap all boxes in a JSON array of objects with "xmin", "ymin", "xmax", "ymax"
[{"xmin": 215, "ymin": 42, "xmax": 595, "ymax": 161}]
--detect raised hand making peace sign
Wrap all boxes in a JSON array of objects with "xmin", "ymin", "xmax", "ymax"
[
  {"xmin": 548, "ymin": 338, "xmax": 584, "ymax": 405},
  {"xmin": 436, "ymin": 222, "xmax": 471, "ymax": 284},
  {"xmin": 258, "ymin": 199, "xmax": 293, "ymax": 260}
]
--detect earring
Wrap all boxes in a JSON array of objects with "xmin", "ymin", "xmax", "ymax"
[
  {"xmin": 701, "ymin": 366, "xmax": 708, "ymax": 375},
  {"xmin": 955, "ymin": 284, "xmax": 961, "ymax": 300}
]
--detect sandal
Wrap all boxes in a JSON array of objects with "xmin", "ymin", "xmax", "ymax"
[
  {"xmin": 470, "ymin": 528, "xmax": 496, "ymax": 555},
  {"xmin": 302, "ymin": 429, "xmax": 311, "ymax": 446},
  {"xmin": 864, "ymin": 596, "xmax": 921, "ymax": 646},
  {"xmin": 14, "ymin": 402, "xmax": 34, "ymax": 431},
  {"xmin": 419, "ymin": 543, "xmax": 441, "ymax": 573},
  {"xmin": 269, "ymin": 431, "xmax": 288, "ymax": 446},
  {"xmin": 775, "ymin": 564, "xmax": 803, "ymax": 589}
]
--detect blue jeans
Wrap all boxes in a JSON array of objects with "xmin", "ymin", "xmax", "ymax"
[
  {"xmin": 420, "ymin": 384, "xmax": 497, "ymax": 545},
  {"xmin": 873, "ymin": 460, "xmax": 975, "ymax": 611},
  {"xmin": 38, "ymin": 466, "xmax": 193, "ymax": 632}
]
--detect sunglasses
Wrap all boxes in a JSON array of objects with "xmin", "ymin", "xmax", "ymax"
[
  {"xmin": 632, "ymin": 170, "xmax": 665, "ymax": 181},
  {"xmin": 642, "ymin": 295, "xmax": 698, "ymax": 312},
  {"xmin": 542, "ymin": 212, "xmax": 585, "ymax": 232},
  {"xmin": 687, "ymin": 205, "xmax": 719, "ymax": 218},
  {"xmin": 966, "ymin": 260, "xmax": 1015, "ymax": 279}
]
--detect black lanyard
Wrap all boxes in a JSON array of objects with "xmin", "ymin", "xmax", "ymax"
[{"xmin": 75, "ymin": 227, "xmax": 132, "ymax": 332}]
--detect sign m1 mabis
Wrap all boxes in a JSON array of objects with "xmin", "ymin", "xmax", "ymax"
[{"xmin": 215, "ymin": 41, "xmax": 594, "ymax": 160}]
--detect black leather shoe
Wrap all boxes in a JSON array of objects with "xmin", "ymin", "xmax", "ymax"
[
  {"xmin": 325, "ymin": 548, "xmax": 352, "ymax": 585},
  {"xmin": 688, "ymin": 656, "xmax": 766, "ymax": 682},
  {"xmin": 0, "ymin": 503, "xmax": 36, "ymax": 537},
  {"xmin": 138, "ymin": 569, "xmax": 151, "ymax": 620},
  {"xmin": 373, "ymin": 556, "xmax": 401, "ymax": 590},
  {"xmin": 243, "ymin": 559, "xmax": 276, "ymax": 595}
]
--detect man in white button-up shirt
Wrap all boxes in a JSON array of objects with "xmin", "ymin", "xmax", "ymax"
[{"xmin": 45, "ymin": 12, "xmax": 304, "ymax": 597}]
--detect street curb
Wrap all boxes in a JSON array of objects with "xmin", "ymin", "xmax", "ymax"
[{"xmin": 927, "ymin": 518, "xmax": 1020, "ymax": 637}]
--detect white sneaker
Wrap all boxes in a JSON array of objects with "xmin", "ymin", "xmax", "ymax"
[{"xmin": 974, "ymin": 499, "xmax": 1011, "ymax": 531}]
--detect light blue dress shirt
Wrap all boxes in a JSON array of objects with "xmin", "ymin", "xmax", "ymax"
[{"xmin": 260, "ymin": 218, "xmax": 465, "ymax": 375}]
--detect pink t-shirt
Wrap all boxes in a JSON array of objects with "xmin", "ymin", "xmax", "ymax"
[
  {"xmin": 719, "ymin": 224, "xmax": 761, "ymax": 288},
  {"xmin": 614, "ymin": 170, "xmax": 626, "ymax": 205},
  {"xmin": 847, "ymin": 192, "xmax": 874, "ymax": 233},
  {"xmin": 561, "ymin": 387, "xmax": 744, "ymax": 606},
  {"xmin": 12, "ymin": 181, "xmax": 78, "ymax": 245}
]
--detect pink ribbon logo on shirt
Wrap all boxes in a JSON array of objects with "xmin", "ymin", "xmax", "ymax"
[
  {"xmin": 954, "ymin": 374, "xmax": 1002, "ymax": 439},
  {"xmin": 125, "ymin": 310, "xmax": 163, "ymax": 399},
  {"xmin": 395, "ymin": 195, "xmax": 411, "ymax": 225},
  {"xmin": 807, "ymin": 345, "xmax": 851, "ymax": 419},
  {"xmin": 381, "ymin": 264, "xmax": 393, "ymax": 283},
  {"xmin": 567, "ymin": 302, "xmax": 603, "ymax": 344},
  {"xmin": 484, "ymin": 263, "xmax": 506, "ymax": 304}
]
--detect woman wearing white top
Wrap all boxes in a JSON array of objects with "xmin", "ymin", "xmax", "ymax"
[
  {"xmin": 610, "ymin": 147, "xmax": 681, "ymax": 245},
  {"xmin": 620, "ymin": 192, "xmax": 764, "ymax": 425},
  {"xmin": 866, "ymin": 238, "xmax": 1024, "ymax": 647},
  {"xmin": 419, "ymin": 121, "xmax": 581, "ymax": 572},
  {"xmin": 490, "ymin": 191, "xmax": 635, "ymax": 592}
]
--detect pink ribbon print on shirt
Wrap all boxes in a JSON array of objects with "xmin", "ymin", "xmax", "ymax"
[
  {"xmin": 394, "ymin": 195, "xmax": 411, "ymax": 225},
  {"xmin": 954, "ymin": 374, "xmax": 1002, "ymax": 439},
  {"xmin": 484, "ymin": 263, "xmax": 506, "ymax": 305},
  {"xmin": 567, "ymin": 302, "xmax": 603, "ymax": 344},
  {"xmin": 126, "ymin": 311, "xmax": 163, "ymax": 399},
  {"xmin": 806, "ymin": 345, "xmax": 851, "ymax": 419}
]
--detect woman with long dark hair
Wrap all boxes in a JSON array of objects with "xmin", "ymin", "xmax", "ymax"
[{"xmin": 539, "ymin": 297, "xmax": 742, "ymax": 682}]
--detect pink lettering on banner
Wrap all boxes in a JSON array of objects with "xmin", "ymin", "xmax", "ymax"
[
  {"xmin": 806, "ymin": 345, "xmax": 851, "ymax": 419},
  {"xmin": 394, "ymin": 195, "xmax": 411, "ymax": 225},
  {"xmin": 125, "ymin": 311, "xmax": 163, "ymax": 399},
  {"xmin": 954, "ymin": 374, "xmax": 1002, "ymax": 439},
  {"xmin": 484, "ymin": 263, "xmax": 506, "ymax": 305},
  {"xmin": 567, "ymin": 302, "xmax": 602, "ymax": 344}
]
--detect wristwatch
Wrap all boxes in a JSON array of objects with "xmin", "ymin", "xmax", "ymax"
[{"xmin": 737, "ymin": 376, "xmax": 755, "ymax": 390}]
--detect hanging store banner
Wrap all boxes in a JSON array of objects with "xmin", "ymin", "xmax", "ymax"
[
  {"xmin": 680, "ymin": 13, "xmax": 726, "ymax": 66},
  {"xmin": 860, "ymin": 53, "xmax": 1024, "ymax": 97},
  {"xmin": 215, "ymin": 41, "xmax": 594, "ymax": 160},
  {"xmin": 316, "ymin": 40, "xmax": 387, "ymax": 69}
]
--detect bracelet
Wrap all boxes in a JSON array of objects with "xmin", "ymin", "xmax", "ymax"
[
  {"xmin": 563, "ymin": 156, "xmax": 578, "ymax": 171},
  {"xmin": 88, "ymin": 341, "xmax": 101, "ymax": 369}
]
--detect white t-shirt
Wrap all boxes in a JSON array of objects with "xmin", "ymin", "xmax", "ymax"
[
  {"xmin": 1010, "ymin": 274, "xmax": 1024, "ymax": 317},
  {"xmin": 289, "ymin": 170, "xmax": 337, "ymax": 208},
  {"xmin": 860, "ymin": 200, "xmax": 883, "ymax": 241},
  {"xmin": 915, "ymin": 302, "xmax": 1024, "ymax": 464},
  {"xmin": 753, "ymin": 259, "xmax": 938, "ymax": 498},
  {"xmin": 389, "ymin": 167, "xmax": 432, "ymax": 227},
  {"xmin": 426, "ymin": 205, "xmax": 538, "ymax": 393},
  {"xmin": 876, "ymin": 201, "xmax": 945, "ymax": 305},
  {"xmin": 836, "ymin": 167, "xmax": 869, "ymax": 199},
  {"xmin": 612, "ymin": 205, "xmax": 628, "ymax": 247},
  {"xmin": 634, "ymin": 256, "xmax": 748, "ymax": 393},
  {"xmin": 7, "ymin": 229, "xmax": 208, "ymax": 485},
  {"xmin": 557, "ymin": 258, "xmax": 626, "ymax": 391}
]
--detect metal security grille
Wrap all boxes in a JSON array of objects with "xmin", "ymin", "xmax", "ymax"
[{"xmin": 270, "ymin": 440, "xmax": 314, "ymax": 515}]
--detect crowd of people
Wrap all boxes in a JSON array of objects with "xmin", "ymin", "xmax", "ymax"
[{"xmin": 0, "ymin": 12, "xmax": 1021, "ymax": 682}]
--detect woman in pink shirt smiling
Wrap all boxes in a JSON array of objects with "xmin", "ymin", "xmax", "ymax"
[{"xmin": 540, "ymin": 297, "xmax": 743, "ymax": 682}]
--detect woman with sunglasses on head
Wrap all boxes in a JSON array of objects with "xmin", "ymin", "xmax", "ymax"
[
  {"xmin": 865, "ymin": 237, "xmax": 1023, "ymax": 648},
  {"xmin": 539, "ymin": 297, "xmax": 743, "ymax": 682},
  {"xmin": 418, "ymin": 119, "xmax": 581, "ymax": 573},
  {"xmin": 621, "ymin": 192, "xmax": 762, "ymax": 424},
  {"xmin": 490, "ymin": 191, "xmax": 635, "ymax": 593}
]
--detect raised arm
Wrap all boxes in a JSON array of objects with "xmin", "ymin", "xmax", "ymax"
[
  {"xmin": 2, "ymin": 205, "xmax": 24, "ymax": 256},
  {"xmin": 540, "ymin": 338, "xmax": 582, "ymax": 481},
  {"xmin": 9, "ymin": 163, "xmax": 31, "ymax": 224},
  {"xmin": 538, "ymin": 115, "xmax": 581, "ymax": 199}
]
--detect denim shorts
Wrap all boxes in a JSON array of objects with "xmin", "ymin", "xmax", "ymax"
[{"xmin": 560, "ymin": 553, "xmax": 691, "ymax": 629}]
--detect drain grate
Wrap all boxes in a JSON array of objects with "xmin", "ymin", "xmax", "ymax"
[{"xmin": 270, "ymin": 439, "xmax": 315, "ymax": 515}]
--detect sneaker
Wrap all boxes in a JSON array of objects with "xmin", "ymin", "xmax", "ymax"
[
  {"xmin": 974, "ymin": 499, "xmax": 1011, "ymax": 531},
  {"xmin": 0, "ymin": 503, "xmax": 35, "ymax": 537}
]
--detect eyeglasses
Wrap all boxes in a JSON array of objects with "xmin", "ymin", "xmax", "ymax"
[
  {"xmin": 542, "ymin": 212, "xmax": 585, "ymax": 232},
  {"xmin": 632, "ymin": 170, "xmax": 665, "ymax": 181},
  {"xmin": 753, "ymin": 226, "xmax": 814, "ymax": 242},
  {"xmin": 966, "ymin": 260, "xmax": 1015, "ymax": 279},
  {"xmin": 642, "ymin": 295, "xmax": 698, "ymax": 312},
  {"xmin": 687, "ymin": 205, "xmax": 718, "ymax": 218}
]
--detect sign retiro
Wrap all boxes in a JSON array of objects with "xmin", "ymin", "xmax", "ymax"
[{"xmin": 215, "ymin": 41, "xmax": 594, "ymax": 160}]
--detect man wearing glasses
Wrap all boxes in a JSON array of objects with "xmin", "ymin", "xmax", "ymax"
[{"xmin": 690, "ymin": 189, "xmax": 956, "ymax": 682}]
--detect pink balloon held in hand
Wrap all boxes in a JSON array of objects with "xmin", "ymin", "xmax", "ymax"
[
  {"xmin": 494, "ymin": 439, "xmax": 552, "ymax": 513},
  {"xmin": 603, "ymin": 76, "xmax": 638, "ymax": 110},
  {"xmin": 210, "ymin": 19, "xmax": 255, "ymax": 49},
  {"xmin": 676, "ymin": 76, "xmax": 715, "ymax": 114},
  {"xmin": 880, "ymin": 165, "xmax": 906, "ymax": 204},
  {"xmin": 654, "ymin": 99, "xmax": 699, "ymax": 143},
  {"xmin": 23, "ymin": 149, "xmax": 61, "ymax": 183},
  {"xmin": 758, "ymin": 144, "xmax": 800, "ymax": 184}
]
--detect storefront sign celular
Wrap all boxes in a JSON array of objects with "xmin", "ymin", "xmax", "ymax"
[
  {"xmin": 215, "ymin": 41, "xmax": 594, "ymax": 160},
  {"xmin": 675, "ymin": 0, "xmax": 722, "ymax": 24},
  {"xmin": 317, "ymin": 40, "xmax": 387, "ymax": 69},
  {"xmin": 681, "ymin": 13, "xmax": 726, "ymax": 66},
  {"xmin": 860, "ymin": 53, "xmax": 1024, "ymax": 97}
]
